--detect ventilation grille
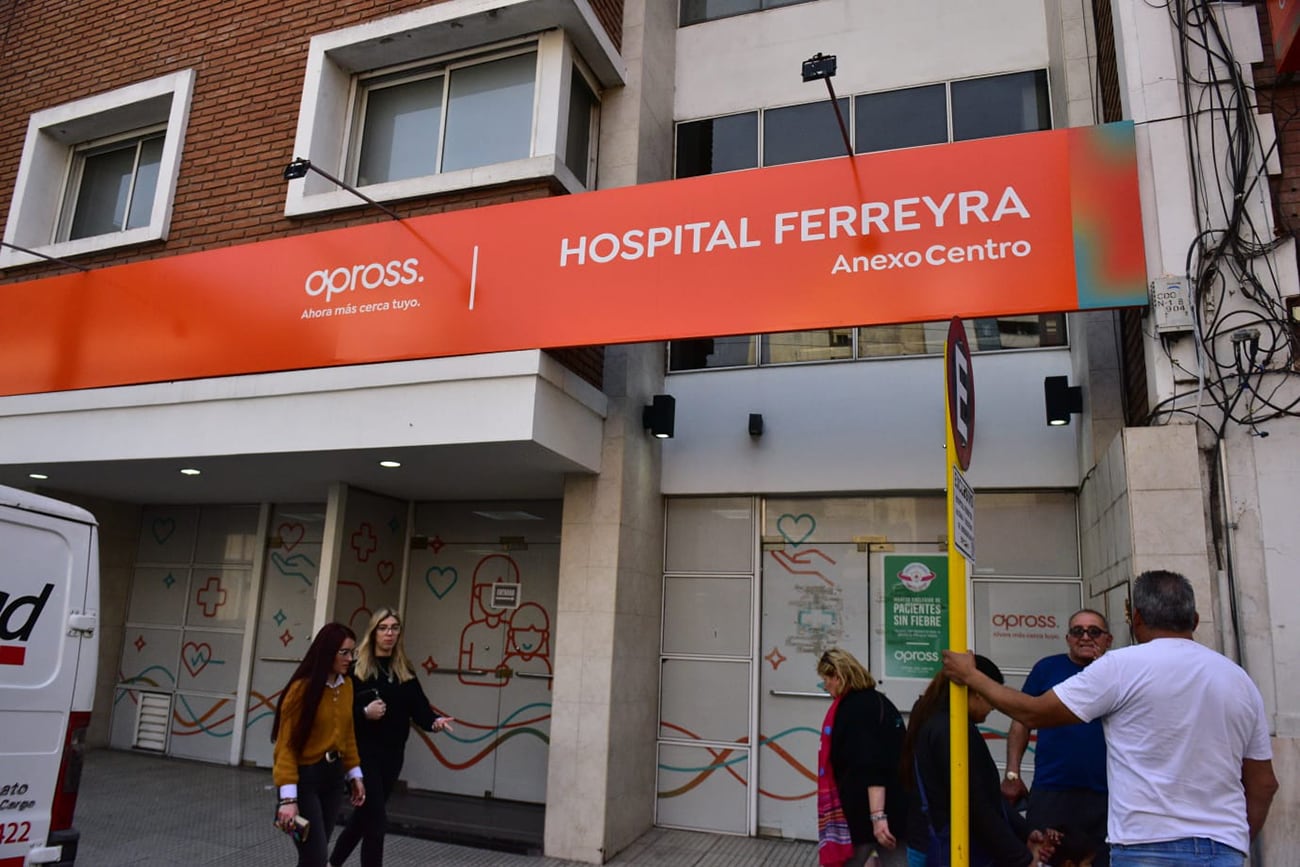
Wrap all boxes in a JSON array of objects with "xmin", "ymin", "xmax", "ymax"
[{"xmin": 133, "ymin": 692, "xmax": 171, "ymax": 752}]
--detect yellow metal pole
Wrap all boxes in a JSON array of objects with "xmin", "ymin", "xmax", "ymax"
[{"xmin": 945, "ymin": 347, "xmax": 970, "ymax": 867}]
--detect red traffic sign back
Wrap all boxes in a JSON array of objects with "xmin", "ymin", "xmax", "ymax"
[{"xmin": 946, "ymin": 317, "xmax": 974, "ymax": 471}]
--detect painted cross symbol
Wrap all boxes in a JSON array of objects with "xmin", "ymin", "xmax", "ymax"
[
  {"xmin": 798, "ymin": 608, "xmax": 837, "ymax": 632},
  {"xmin": 195, "ymin": 576, "xmax": 228, "ymax": 617},
  {"xmin": 351, "ymin": 523, "xmax": 378, "ymax": 562}
]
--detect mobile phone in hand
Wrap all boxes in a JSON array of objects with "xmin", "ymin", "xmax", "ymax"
[{"xmin": 275, "ymin": 814, "xmax": 310, "ymax": 843}]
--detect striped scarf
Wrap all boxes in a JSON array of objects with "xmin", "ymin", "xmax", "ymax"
[{"xmin": 817, "ymin": 695, "xmax": 855, "ymax": 867}]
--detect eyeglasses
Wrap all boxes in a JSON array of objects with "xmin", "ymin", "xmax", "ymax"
[
  {"xmin": 376, "ymin": 625, "xmax": 401, "ymax": 633},
  {"xmin": 1068, "ymin": 626, "xmax": 1108, "ymax": 639},
  {"xmin": 337, "ymin": 648, "xmax": 358, "ymax": 658}
]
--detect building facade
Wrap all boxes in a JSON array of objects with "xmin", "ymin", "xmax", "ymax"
[{"xmin": 0, "ymin": 1, "xmax": 1295, "ymax": 862}]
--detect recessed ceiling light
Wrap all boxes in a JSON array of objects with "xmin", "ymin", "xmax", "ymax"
[
  {"xmin": 472, "ymin": 510, "xmax": 543, "ymax": 521},
  {"xmin": 180, "ymin": 468, "xmax": 201, "ymax": 476},
  {"xmin": 28, "ymin": 472, "xmax": 49, "ymax": 480},
  {"xmin": 378, "ymin": 460, "xmax": 401, "ymax": 468}
]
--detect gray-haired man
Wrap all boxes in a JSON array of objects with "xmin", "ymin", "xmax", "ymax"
[{"xmin": 945, "ymin": 570, "xmax": 1277, "ymax": 866}]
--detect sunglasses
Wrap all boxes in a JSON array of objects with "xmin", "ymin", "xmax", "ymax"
[{"xmin": 1068, "ymin": 626, "xmax": 1108, "ymax": 639}]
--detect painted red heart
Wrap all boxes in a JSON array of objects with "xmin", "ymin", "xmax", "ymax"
[
  {"xmin": 377, "ymin": 561, "xmax": 395, "ymax": 584},
  {"xmin": 182, "ymin": 641, "xmax": 212, "ymax": 677},
  {"xmin": 277, "ymin": 523, "xmax": 306, "ymax": 552}
]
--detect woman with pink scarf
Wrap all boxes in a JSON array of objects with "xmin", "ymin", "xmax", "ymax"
[{"xmin": 816, "ymin": 648, "xmax": 908, "ymax": 867}]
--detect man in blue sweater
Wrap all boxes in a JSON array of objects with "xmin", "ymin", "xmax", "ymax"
[{"xmin": 1001, "ymin": 609, "xmax": 1112, "ymax": 866}]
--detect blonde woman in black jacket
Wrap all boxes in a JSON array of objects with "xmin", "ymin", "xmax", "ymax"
[{"xmin": 328, "ymin": 609, "xmax": 453, "ymax": 867}]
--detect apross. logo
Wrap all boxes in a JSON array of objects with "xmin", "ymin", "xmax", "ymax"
[
  {"xmin": 304, "ymin": 257, "xmax": 423, "ymax": 302},
  {"xmin": 0, "ymin": 583, "xmax": 54, "ymax": 666},
  {"xmin": 896, "ymin": 562, "xmax": 937, "ymax": 593}
]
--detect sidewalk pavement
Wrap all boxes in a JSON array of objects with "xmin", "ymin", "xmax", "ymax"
[{"xmin": 73, "ymin": 749, "xmax": 817, "ymax": 866}]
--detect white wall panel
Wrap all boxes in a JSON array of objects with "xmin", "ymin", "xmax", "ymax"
[
  {"xmin": 661, "ymin": 349, "xmax": 1081, "ymax": 494},
  {"xmin": 676, "ymin": 0, "xmax": 1050, "ymax": 120}
]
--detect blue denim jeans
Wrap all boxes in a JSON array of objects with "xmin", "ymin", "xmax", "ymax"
[{"xmin": 1110, "ymin": 838, "xmax": 1245, "ymax": 867}]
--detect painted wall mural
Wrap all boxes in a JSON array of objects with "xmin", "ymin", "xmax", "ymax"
[
  {"xmin": 401, "ymin": 502, "xmax": 561, "ymax": 805},
  {"xmin": 111, "ymin": 505, "xmax": 256, "ymax": 761}
]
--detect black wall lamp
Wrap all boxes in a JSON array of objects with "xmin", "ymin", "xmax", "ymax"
[
  {"xmin": 282, "ymin": 157, "xmax": 401, "ymax": 221},
  {"xmin": 643, "ymin": 394, "xmax": 676, "ymax": 439},
  {"xmin": 748, "ymin": 413, "xmax": 764, "ymax": 437},
  {"xmin": 801, "ymin": 52, "xmax": 852, "ymax": 159},
  {"xmin": 1044, "ymin": 376, "xmax": 1083, "ymax": 426}
]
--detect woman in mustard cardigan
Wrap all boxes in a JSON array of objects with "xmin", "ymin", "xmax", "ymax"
[{"xmin": 272, "ymin": 623, "xmax": 367, "ymax": 867}]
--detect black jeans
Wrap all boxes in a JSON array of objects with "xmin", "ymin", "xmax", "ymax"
[
  {"xmin": 292, "ymin": 759, "xmax": 345, "ymax": 867},
  {"xmin": 329, "ymin": 749, "xmax": 403, "ymax": 867}
]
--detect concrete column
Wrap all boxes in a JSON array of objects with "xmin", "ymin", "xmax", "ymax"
[{"xmin": 544, "ymin": 343, "xmax": 666, "ymax": 862}]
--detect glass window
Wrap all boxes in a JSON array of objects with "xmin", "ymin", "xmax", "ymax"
[
  {"xmin": 442, "ymin": 51, "xmax": 537, "ymax": 172},
  {"xmin": 356, "ymin": 74, "xmax": 443, "ymax": 185},
  {"xmin": 855, "ymin": 84, "xmax": 948, "ymax": 154},
  {"xmin": 668, "ymin": 335, "xmax": 757, "ymax": 371},
  {"xmin": 951, "ymin": 70, "xmax": 1050, "ymax": 142},
  {"xmin": 763, "ymin": 98, "xmax": 850, "ymax": 166},
  {"xmin": 64, "ymin": 133, "xmax": 164, "ymax": 241},
  {"xmin": 856, "ymin": 316, "xmax": 1068, "ymax": 360},
  {"xmin": 761, "ymin": 329, "xmax": 854, "ymax": 364},
  {"xmin": 675, "ymin": 113, "xmax": 758, "ymax": 178},
  {"xmin": 969, "ymin": 314, "xmax": 1067, "ymax": 351},
  {"xmin": 564, "ymin": 68, "xmax": 598, "ymax": 185},
  {"xmin": 353, "ymin": 50, "xmax": 536, "ymax": 184},
  {"xmin": 858, "ymin": 323, "xmax": 945, "ymax": 359},
  {"xmin": 665, "ymin": 497, "xmax": 755, "ymax": 573},
  {"xmin": 680, "ymin": 0, "xmax": 817, "ymax": 26},
  {"xmin": 973, "ymin": 492, "xmax": 1079, "ymax": 577},
  {"xmin": 2, "ymin": 70, "xmax": 193, "ymax": 268}
]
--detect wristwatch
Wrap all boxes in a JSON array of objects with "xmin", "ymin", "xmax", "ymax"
[{"xmin": 1004, "ymin": 771, "xmax": 1019, "ymax": 781}]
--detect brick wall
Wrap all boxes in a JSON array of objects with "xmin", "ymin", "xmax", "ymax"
[
  {"xmin": 1253, "ymin": 3, "xmax": 1300, "ymax": 243},
  {"xmin": 0, "ymin": 0, "xmax": 624, "ymax": 387}
]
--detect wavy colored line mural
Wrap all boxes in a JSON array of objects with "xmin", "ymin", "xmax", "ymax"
[
  {"xmin": 656, "ymin": 719, "xmax": 1019, "ymax": 801},
  {"xmin": 411, "ymin": 700, "xmax": 552, "ymax": 772}
]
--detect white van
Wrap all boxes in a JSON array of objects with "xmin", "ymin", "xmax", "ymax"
[{"xmin": 0, "ymin": 486, "xmax": 98, "ymax": 867}]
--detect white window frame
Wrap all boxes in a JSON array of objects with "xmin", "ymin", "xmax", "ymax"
[
  {"xmin": 284, "ymin": 0, "xmax": 624, "ymax": 218},
  {"xmin": 0, "ymin": 70, "xmax": 195, "ymax": 270},
  {"xmin": 345, "ymin": 40, "xmax": 542, "ymax": 186}
]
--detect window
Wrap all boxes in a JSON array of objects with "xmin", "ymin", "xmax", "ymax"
[
  {"xmin": 352, "ymin": 49, "xmax": 538, "ymax": 185},
  {"xmin": 762, "ymin": 98, "xmax": 849, "ymax": 166},
  {"xmin": 675, "ymin": 113, "xmax": 758, "ymax": 179},
  {"xmin": 668, "ymin": 315, "xmax": 1068, "ymax": 371},
  {"xmin": 680, "ymin": 0, "xmax": 817, "ymax": 27},
  {"xmin": 0, "ymin": 70, "xmax": 194, "ymax": 269},
  {"xmin": 952, "ymin": 70, "xmax": 1051, "ymax": 142},
  {"xmin": 286, "ymin": 1, "xmax": 622, "ymax": 217},
  {"xmin": 855, "ymin": 84, "xmax": 948, "ymax": 154},
  {"xmin": 673, "ymin": 70, "xmax": 1051, "ymax": 177},
  {"xmin": 564, "ymin": 66, "xmax": 599, "ymax": 184},
  {"xmin": 63, "ymin": 131, "xmax": 165, "ymax": 241}
]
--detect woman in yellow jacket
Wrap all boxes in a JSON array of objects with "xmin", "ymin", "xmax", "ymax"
[{"xmin": 272, "ymin": 623, "xmax": 367, "ymax": 866}]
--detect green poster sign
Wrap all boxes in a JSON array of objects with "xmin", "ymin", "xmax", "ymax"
[{"xmin": 883, "ymin": 554, "xmax": 949, "ymax": 678}]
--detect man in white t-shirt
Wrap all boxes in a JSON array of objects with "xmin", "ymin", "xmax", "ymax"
[{"xmin": 943, "ymin": 570, "xmax": 1278, "ymax": 866}]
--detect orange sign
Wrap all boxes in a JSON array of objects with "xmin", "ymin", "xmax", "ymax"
[
  {"xmin": 1269, "ymin": 0, "xmax": 1300, "ymax": 71},
  {"xmin": 0, "ymin": 123, "xmax": 1146, "ymax": 396}
]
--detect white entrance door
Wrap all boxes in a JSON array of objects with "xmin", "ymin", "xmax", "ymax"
[{"xmin": 400, "ymin": 502, "xmax": 560, "ymax": 804}]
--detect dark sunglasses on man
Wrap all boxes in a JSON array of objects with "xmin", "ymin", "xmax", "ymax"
[{"xmin": 1068, "ymin": 626, "xmax": 1108, "ymax": 639}]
